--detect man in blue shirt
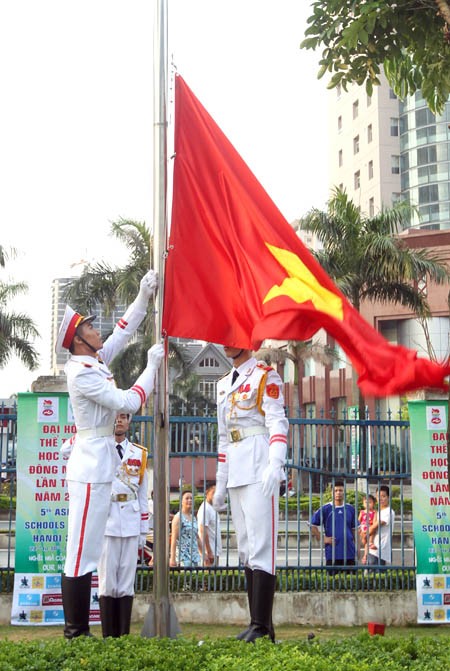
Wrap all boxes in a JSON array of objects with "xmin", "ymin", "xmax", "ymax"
[{"xmin": 310, "ymin": 480, "xmax": 358, "ymax": 571}]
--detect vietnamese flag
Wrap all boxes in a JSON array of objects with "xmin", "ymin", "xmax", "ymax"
[{"xmin": 162, "ymin": 75, "xmax": 450, "ymax": 397}]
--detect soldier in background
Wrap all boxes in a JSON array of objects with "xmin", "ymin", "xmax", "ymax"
[{"xmin": 97, "ymin": 412, "xmax": 149, "ymax": 637}]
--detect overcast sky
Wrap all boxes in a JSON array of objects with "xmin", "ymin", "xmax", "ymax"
[{"xmin": 0, "ymin": 1, "xmax": 328, "ymax": 398}]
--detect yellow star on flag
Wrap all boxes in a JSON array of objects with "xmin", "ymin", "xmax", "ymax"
[{"xmin": 263, "ymin": 243, "xmax": 344, "ymax": 321}]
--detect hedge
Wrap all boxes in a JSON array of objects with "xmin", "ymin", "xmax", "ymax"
[{"xmin": 0, "ymin": 632, "xmax": 449, "ymax": 670}]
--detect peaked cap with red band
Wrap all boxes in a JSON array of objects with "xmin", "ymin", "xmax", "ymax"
[{"xmin": 55, "ymin": 305, "xmax": 96, "ymax": 353}]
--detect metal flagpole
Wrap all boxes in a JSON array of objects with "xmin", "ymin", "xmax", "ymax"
[{"xmin": 141, "ymin": 0, "xmax": 180, "ymax": 638}]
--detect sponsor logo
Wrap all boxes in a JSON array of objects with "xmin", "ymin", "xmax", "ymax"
[
  {"xmin": 18, "ymin": 593, "xmax": 41, "ymax": 606},
  {"xmin": 44, "ymin": 609, "xmax": 64, "ymax": 623},
  {"xmin": 42, "ymin": 593, "xmax": 63, "ymax": 606},
  {"xmin": 423, "ymin": 593, "xmax": 442, "ymax": 606},
  {"xmin": 29, "ymin": 610, "xmax": 44, "ymax": 623},
  {"xmin": 45, "ymin": 575, "xmax": 62, "ymax": 589}
]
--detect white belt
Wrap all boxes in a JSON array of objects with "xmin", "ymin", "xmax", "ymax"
[
  {"xmin": 111, "ymin": 492, "xmax": 137, "ymax": 502},
  {"xmin": 77, "ymin": 424, "xmax": 115, "ymax": 439},
  {"xmin": 228, "ymin": 426, "xmax": 269, "ymax": 443}
]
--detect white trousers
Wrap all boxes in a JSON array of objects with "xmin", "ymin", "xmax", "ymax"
[
  {"xmin": 97, "ymin": 535, "xmax": 139, "ymax": 597},
  {"xmin": 228, "ymin": 481, "xmax": 279, "ymax": 575},
  {"xmin": 64, "ymin": 481, "xmax": 112, "ymax": 577}
]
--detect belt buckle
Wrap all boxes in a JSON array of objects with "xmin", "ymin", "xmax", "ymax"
[
  {"xmin": 230, "ymin": 428, "xmax": 241, "ymax": 442},
  {"xmin": 117, "ymin": 493, "xmax": 127, "ymax": 502}
]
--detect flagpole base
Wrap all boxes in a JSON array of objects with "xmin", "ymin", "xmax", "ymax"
[{"xmin": 141, "ymin": 598, "xmax": 181, "ymax": 639}]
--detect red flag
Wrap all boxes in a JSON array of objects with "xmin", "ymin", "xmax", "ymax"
[{"xmin": 162, "ymin": 75, "xmax": 450, "ymax": 397}]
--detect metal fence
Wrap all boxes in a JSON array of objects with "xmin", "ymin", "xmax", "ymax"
[{"xmin": 0, "ymin": 404, "xmax": 414, "ymax": 593}]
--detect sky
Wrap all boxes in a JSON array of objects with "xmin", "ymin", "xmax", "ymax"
[{"xmin": 0, "ymin": 0, "xmax": 329, "ymax": 398}]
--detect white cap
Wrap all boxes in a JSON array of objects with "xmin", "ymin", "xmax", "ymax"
[{"xmin": 55, "ymin": 305, "xmax": 96, "ymax": 353}]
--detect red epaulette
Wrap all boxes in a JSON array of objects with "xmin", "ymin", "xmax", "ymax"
[
  {"xmin": 256, "ymin": 362, "xmax": 273, "ymax": 372},
  {"xmin": 83, "ymin": 363, "xmax": 93, "ymax": 368}
]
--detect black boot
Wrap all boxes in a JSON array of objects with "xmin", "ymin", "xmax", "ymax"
[
  {"xmin": 118, "ymin": 596, "xmax": 134, "ymax": 636},
  {"xmin": 236, "ymin": 567, "xmax": 253, "ymax": 640},
  {"xmin": 99, "ymin": 596, "xmax": 120, "ymax": 638},
  {"xmin": 244, "ymin": 570, "xmax": 276, "ymax": 643},
  {"xmin": 61, "ymin": 573, "xmax": 93, "ymax": 639}
]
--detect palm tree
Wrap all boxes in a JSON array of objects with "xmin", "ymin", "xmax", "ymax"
[
  {"xmin": 64, "ymin": 219, "xmax": 197, "ymax": 398},
  {"xmin": 0, "ymin": 247, "xmax": 39, "ymax": 371},
  {"xmin": 298, "ymin": 188, "xmax": 450, "ymax": 412}
]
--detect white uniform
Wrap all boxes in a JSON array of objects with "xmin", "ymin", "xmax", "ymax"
[
  {"xmin": 64, "ymin": 299, "xmax": 150, "ymax": 577},
  {"xmin": 98, "ymin": 438, "xmax": 149, "ymax": 598},
  {"xmin": 216, "ymin": 357, "xmax": 289, "ymax": 575}
]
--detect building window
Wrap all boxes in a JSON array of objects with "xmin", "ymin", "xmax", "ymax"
[
  {"xmin": 354, "ymin": 170, "xmax": 360, "ymax": 190},
  {"xmin": 392, "ymin": 192, "xmax": 401, "ymax": 205},
  {"xmin": 339, "ymin": 183, "xmax": 344, "ymax": 190},
  {"xmin": 369, "ymin": 197, "xmax": 374, "ymax": 217},
  {"xmin": 389, "ymin": 88, "xmax": 397, "ymax": 99},
  {"xmin": 417, "ymin": 145, "xmax": 437, "ymax": 166},
  {"xmin": 391, "ymin": 155, "xmax": 400, "ymax": 174},
  {"xmin": 353, "ymin": 135, "xmax": 360, "ymax": 154},
  {"xmin": 337, "ymin": 115, "xmax": 342, "ymax": 132},
  {"xmin": 368, "ymin": 160, "xmax": 373, "ymax": 179},
  {"xmin": 367, "ymin": 94, "xmax": 372, "ymax": 107},
  {"xmin": 198, "ymin": 380, "xmax": 217, "ymax": 399},
  {"xmin": 390, "ymin": 117, "xmax": 399, "ymax": 136},
  {"xmin": 352, "ymin": 100, "xmax": 359, "ymax": 119},
  {"xmin": 199, "ymin": 357, "xmax": 219, "ymax": 368},
  {"xmin": 336, "ymin": 83, "xmax": 342, "ymax": 99},
  {"xmin": 419, "ymin": 184, "xmax": 439, "ymax": 204},
  {"xmin": 367, "ymin": 124, "xmax": 373, "ymax": 143},
  {"xmin": 338, "ymin": 149, "xmax": 343, "ymax": 167}
]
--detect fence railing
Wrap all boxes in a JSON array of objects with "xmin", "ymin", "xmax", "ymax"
[{"xmin": 0, "ymin": 405, "xmax": 414, "ymax": 593}]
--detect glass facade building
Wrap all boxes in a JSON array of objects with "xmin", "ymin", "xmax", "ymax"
[{"xmin": 399, "ymin": 94, "xmax": 450, "ymax": 230}]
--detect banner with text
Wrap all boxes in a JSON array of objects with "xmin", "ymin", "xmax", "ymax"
[
  {"xmin": 11, "ymin": 392, "xmax": 100, "ymax": 626},
  {"xmin": 409, "ymin": 399, "xmax": 450, "ymax": 624}
]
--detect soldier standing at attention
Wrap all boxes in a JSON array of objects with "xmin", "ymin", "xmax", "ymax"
[
  {"xmin": 97, "ymin": 412, "xmax": 149, "ymax": 637},
  {"xmin": 213, "ymin": 347, "xmax": 289, "ymax": 643},
  {"xmin": 55, "ymin": 270, "xmax": 163, "ymax": 639}
]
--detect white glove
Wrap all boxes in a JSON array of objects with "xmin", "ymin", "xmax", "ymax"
[
  {"xmin": 139, "ymin": 270, "xmax": 158, "ymax": 300},
  {"xmin": 139, "ymin": 533, "xmax": 148, "ymax": 549},
  {"xmin": 147, "ymin": 343, "xmax": 164, "ymax": 369},
  {"xmin": 261, "ymin": 459, "xmax": 284, "ymax": 498},
  {"xmin": 212, "ymin": 479, "xmax": 227, "ymax": 512}
]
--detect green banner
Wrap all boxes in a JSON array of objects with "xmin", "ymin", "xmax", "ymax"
[
  {"xmin": 11, "ymin": 392, "xmax": 99, "ymax": 626},
  {"xmin": 409, "ymin": 399, "xmax": 450, "ymax": 624}
]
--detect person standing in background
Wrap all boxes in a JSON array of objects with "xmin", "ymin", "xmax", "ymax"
[
  {"xmin": 197, "ymin": 484, "xmax": 222, "ymax": 566},
  {"xmin": 367, "ymin": 485, "xmax": 395, "ymax": 567},
  {"xmin": 310, "ymin": 480, "xmax": 358, "ymax": 571},
  {"xmin": 170, "ymin": 490, "xmax": 201, "ymax": 567},
  {"xmin": 97, "ymin": 412, "xmax": 149, "ymax": 637}
]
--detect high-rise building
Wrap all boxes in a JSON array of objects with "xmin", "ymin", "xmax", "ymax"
[
  {"xmin": 328, "ymin": 73, "xmax": 401, "ymax": 216},
  {"xmin": 399, "ymin": 94, "xmax": 450, "ymax": 231}
]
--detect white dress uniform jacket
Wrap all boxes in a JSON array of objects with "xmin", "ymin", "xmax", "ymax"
[
  {"xmin": 105, "ymin": 439, "xmax": 149, "ymax": 538},
  {"xmin": 65, "ymin": 299, "xmax": 149, "ymax": 484},
  {"xmin": 216, "ymin": 358, "xmax": 289, "ymax": 488},
  {"xmin": 215, "ymin": 357, "xmax": 289, "ymax": 575}
]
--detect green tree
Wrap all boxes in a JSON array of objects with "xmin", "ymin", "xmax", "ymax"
[
  {"xmin": 302, "ymin": 1, "xmax": 450, "ymax": 114},
  {"xmin": 64, "ymin": 219, "xmax": 197, "ymax": 396},
  {"xmin": 0, "ymin": 247, "xmax": 39, "ymax": 371},
  {"xmin": 298, "ymin": 188, "xmax": 450, "ymax": 409}
]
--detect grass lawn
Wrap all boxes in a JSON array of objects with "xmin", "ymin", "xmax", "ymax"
[{"xmin": 1, "ymin": 621, "xmax": 450, "ymax": 642}]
